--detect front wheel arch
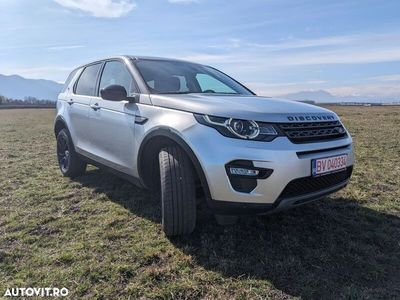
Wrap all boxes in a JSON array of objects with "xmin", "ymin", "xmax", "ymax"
[{"xmin": 137, "ymin": 127, "xmax": 211, "ymax": 200}]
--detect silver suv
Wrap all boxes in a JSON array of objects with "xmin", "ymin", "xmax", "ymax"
[{"xmin": 55, "ymin": 56, "xmax": 354, "ymax": 236}]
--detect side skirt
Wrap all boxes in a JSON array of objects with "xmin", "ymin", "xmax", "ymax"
[{"xmin": 77, "ymin": 153, "xmax": 145, "ymax": 189}]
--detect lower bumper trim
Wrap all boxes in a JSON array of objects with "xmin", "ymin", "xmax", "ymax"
[{"xmin": 207, "ymin": 180, "xmax": 349, "ymax": 215}]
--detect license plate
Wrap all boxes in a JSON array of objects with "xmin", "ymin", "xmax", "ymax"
[{"xmin": 312, "ymin": 154, "xmax": 348, "ymax": 177}]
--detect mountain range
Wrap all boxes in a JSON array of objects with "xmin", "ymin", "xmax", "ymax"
[
  {"xmin": 0, "ymin": 74, "xmax": 62, "ymax": 100},
  {"xmin": 279, "ymin": 90, "xmax": 395, "ymax": 103},
  {"xmin": 0, "ymin": 73, "xmax": 397, "ymax": 103}
]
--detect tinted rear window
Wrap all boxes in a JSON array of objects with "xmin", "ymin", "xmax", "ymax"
[{"xmin": 75, "ymin": 63, "xmax": 102, "ymax": 96}]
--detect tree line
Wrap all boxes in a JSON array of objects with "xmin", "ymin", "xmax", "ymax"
[{"xmin": 0, "ymin": 95, "xmax": 56, "ymax": 107}]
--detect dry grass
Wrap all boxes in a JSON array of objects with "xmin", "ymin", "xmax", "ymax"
[{"xmin": 0, "ymin": 107, "xmax": 399, "ymax": 299}]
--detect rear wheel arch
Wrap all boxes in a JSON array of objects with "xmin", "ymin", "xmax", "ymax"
[{"xmin": 137, "ymin": 127, "xmax": 211, "ymax": 199}]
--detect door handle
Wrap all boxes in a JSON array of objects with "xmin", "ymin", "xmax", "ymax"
[
  {"xmin": 90, "ymin": 103, "xmax": 100, "ymax": 111},
  {"xmin": 67, "ymin": 99, "xmax": 74, "ymax": 105}
]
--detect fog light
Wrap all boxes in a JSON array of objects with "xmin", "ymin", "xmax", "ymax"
[{"xmin": 229, "ymin": 167, "xmax": 259, "ymax": 177}]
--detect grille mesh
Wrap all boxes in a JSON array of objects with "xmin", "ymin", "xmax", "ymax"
[
  {"xmin": 279, "ymin": 167, "xmax": 353, "ymax": 199},
  {"xmin": 278, "ymin": 121, "xmax": 347, "ymax": 143}
]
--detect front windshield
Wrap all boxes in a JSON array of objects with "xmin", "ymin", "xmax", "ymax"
[{"xmin": 134, "ymin": 59, "xmax": 254, "ymax": 95}]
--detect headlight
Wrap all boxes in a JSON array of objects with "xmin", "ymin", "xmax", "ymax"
[
  {"xmin": 227, "ymin": 118, "xmax": 260, "ymax": 139},
  {"xmin": 194, "ymin": 114, "xmax": 280, "ymax": 141}
]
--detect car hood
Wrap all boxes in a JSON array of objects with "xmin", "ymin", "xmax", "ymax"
[{"xmin": 149, "ymin": 94, "xmax": 338, "ymax": 123}]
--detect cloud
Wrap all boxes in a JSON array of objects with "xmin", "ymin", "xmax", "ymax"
[
  {"xmin": 0, "ymin": 42, "xmax": 86, "ymax": 51},
  {"xmin": 181, "ymin": 46, "xmax": 400, "ymax": 67},
  {"xmin": 46, "ymin": 45, "xmax": 85, "ymax": 50},
  {"xmin": 368, "ymin": 74, "xmax": 400, "ymax": 82},
  {"xmin": 247, "ymin": 80, "xmax": 400, "ymax": 99},
  {"xmin": 199, "ymin": 33, "xmax": 400, "ymax": 69},
  {"xmin": 328, "ymin": 84, "xmax": 400, "ymax": 98},
  {"xmin": 1, "ymin": 66, "xmax": 75, "ymax": 82},
  {"xmin": 208, "ymin": 35, "xmax": 359, "ymax": 51},
  {"xmin": 245, "ymin": 81, "xmax": 328, "ymax": 97},
  {"xmin": 241, "ymin": 33, "xmax": 400, "ymax": 51},
  {"xmin": 168, "ymin": 0, "xmax": 199, "ymax": 3},
  {"xmin": 53, "ymin": 0, "xmax": 136, "ymax": 18},
  {"xmin": 276, "ymin": 47, "xmax": 400, "ymax": 66},
  {"xmin": 207, "ymin": 33, "xmax": 400, "ymax": 65},
  {"xmin": 180, "ymin": 54, "xmax": 232, "ymax": 63},
  {"xmin": 162, "ymin": 32, "xmax": 400, "ymax": 99}
]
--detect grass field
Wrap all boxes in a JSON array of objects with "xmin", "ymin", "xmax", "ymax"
[{"xmin": 0, "ymin": 107, "xmax": 399, "ymax": 299}]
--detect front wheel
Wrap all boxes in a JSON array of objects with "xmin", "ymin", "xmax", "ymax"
[
  {"xmin": 159, "ymin": 145, "xmax": 196, "ymax": 236},
  {"xmin": 56, "ymin": 129, "xmax": 86, "ymax": 178}
]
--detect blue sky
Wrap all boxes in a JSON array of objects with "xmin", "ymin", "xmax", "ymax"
[{"xmin": 1, "ymin": 0, "xmax": 400, "ymax": 98}]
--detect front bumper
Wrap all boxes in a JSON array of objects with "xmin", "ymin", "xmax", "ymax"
[
  {"xmin": 207, "ymin": 175, "xmax": 350, "ymax": 215},
  {"xmin": 182, "ymin": 123, "xmax": 355, "ymax": 212}
]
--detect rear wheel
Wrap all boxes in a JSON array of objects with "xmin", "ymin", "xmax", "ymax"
[
  {"xmin": 159, "ymin": 145, "xmax": 196, "ymax": 236},
  {"xmin": 56, "ymin": 129, "xmax": 86, "ymax": 178}
]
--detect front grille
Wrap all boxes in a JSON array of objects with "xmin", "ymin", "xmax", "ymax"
[
  {"xmin": 278, "ymin": 121, "xmax": 347, "ymax": 143},
  {"xmin": 278, "ymin": 167, "xmax": 353, "ymax": 199}
]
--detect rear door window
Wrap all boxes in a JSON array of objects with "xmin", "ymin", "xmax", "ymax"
[{"xmin": 75, "ymin": 63, "xmax": 102, "ymax": 96}]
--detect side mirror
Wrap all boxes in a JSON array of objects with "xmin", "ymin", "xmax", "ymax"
[{"xmin": 100, "ymin": 85, "xmax": 127, "ymax": 101}]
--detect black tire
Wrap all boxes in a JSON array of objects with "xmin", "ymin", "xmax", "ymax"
[
  {"xmin": 56, "ymin": 129, "xmax": 86, "ymax": 178},
  {"xmin": 159, "ymin": 145, "xmax": 196, "ymax": 236}
]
